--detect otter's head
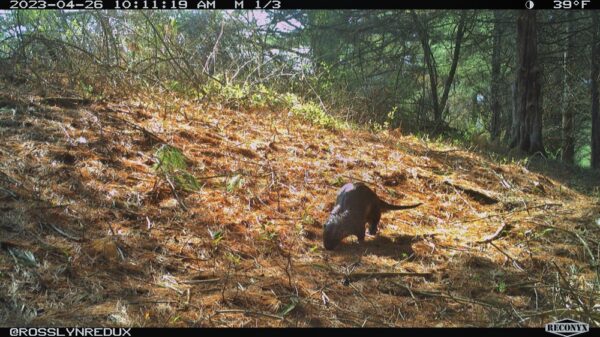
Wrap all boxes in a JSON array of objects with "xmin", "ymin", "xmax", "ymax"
[{"xmin": 323, "ymin": 209, "xmax": 350, "ymax": 250}]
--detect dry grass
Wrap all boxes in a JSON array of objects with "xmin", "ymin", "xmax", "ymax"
[{"xmin": 0, "ymin": 87, "xmax": 599, "ymax": 327}]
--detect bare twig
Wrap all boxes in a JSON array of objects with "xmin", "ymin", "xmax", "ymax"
[
  {"xmin": 537, "ymin": 223, "xmax": 597, "ymax": 264},
  {"xmin": 443, "ymin": 179, "xmax": 499, "ymax": 205},
  {"xmin": 551, "ymin": 261, "xmax": 593, "ymax": 321},
  {"xmin": 164, "ymin": 175, "xmax": 189, "ymax": 211},
  {"xmin": 42, "ymin": 222, "xmax": 81, "ymax": 242},
  {"xmin": 181, "ymin": 278, "xmax": 221, "ymax": 285},
  {"xmin": 346, "ymin": 271, "xmax": 432, "ymax": 283},
  {"xmin": 476, "ymin": 222, "xmax": 508, "ymax": 244},
  {"xmin": 455, "ymin": 202, "xmax": 562, "ymax": 225},
  {"xmin": 489, "ymin": 242, "xmax": 525, "ymax": 271},
  {"xmin": 215, "ymin": 309, "xmax": 284, "ymax": 321}
]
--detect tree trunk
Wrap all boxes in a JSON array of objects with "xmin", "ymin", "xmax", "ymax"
[
  {"xmin": 508, "ymin": 81, "xmax": 518, "ymax": 144},
  {"xmin": 490, "ymin": 11, "xmax": 503, "ymax": 140},
  {"xmin": 510, "ymin": 11, "xmax": 545, "ymax": 155},
  {"xmin": 561, "ymin": 12, "xmax": 575, "ymax": 164},
  {"xmin": 439, "ymin": 13, "xmax": 468, "ymax": 119},
  {"xmin": 411, "ymin": 11, "xmax": 441, "ymax": 124},
  {"xmin": 592, "ymin": 11, "xmax": 600, "ymax": 169},
  {"xmin": 412, "ymin": 11, "xmax": 468, "ymax": 127}
]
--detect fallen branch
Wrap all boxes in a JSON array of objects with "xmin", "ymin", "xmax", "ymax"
[
  {"xmin": 456, "ymin": 202, "xmax": 562, "ymax": 224},
  {"xmin": 475, "ymin": 222, "xmax": 508, "ymax": 244},
  {"xmin": 215, "ymin": 309, "xmax": 284, "ymax": 321},
  {"xmin": 155, "ymin": 282, "xmax": 185, "ymax": 295},
  {"xmin": 42, "ymin": 222, "xmax": 81, "ymax": 242},
  {"xmin": 551, "ymin": 261, "xmax": 593, "ymax": 321},
  {"xmin": 104, "ymin": 112, "xmax": 166, "ymax": 144},
  {"xmin": 181, "ymin": 278, "xmax": 221, "ymax": 284},
  {"xmin": 41, "ymin": 97, "xmax": 92, "ymax": 108},
  {"xmin": 390, "ymin": 282, "xmax": 499, "ymax": 309},
  {"xmin": 489, "ymin": 242, "xmax": 524, "ymax": 271},
  {"xmin": 444, "ymin": 179, "xmax": 499, "ymax": 205},
  {"xmin": 346, "ymin": 271, "xmax": 432, "ymax": 283}
]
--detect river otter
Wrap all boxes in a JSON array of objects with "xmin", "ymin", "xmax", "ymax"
[{"xmin": 323, "ymin": 182, "xmax": 421, "ymax": 250}]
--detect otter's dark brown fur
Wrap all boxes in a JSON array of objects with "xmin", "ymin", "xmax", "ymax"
[{"xmin": 323, "ymin": 182, "xmax": 421, "ymax": 250}]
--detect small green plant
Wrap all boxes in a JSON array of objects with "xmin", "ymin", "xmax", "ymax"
[
  {"xmin": 79, "ymin": 82, "xmax": 95, "ymax": 98},
  {"xmin": 226, "ymin": 174, "xmax": 245, "ymax": 193},
  {"xmin": 370, "ymin": 106, "xmax": 398, "ymax": 132},
  {"xmin": 259, "ymin": 221, "xmax": 278, "ymax": 241},
  {"xmin": 249, "ymin": 84, "xmax": 280, "ymax": 108},
  {"xmin": 496, "ymin": 280, "xmax": 507, "ymax": 293},
  {"xmin": 275, "ymin": 92, "xmax": 299, "ymax": 110},
  {"xmin": 330, "ymin": 175, "xmax": 345, "ymax": 187},
  {"xmin": 535, "ymin": 228, "xmax": 554, "ymax": 239},
  {"xmin": 208, "ymin": 229, "xmax": 224, "ymax": 246},
  {"xmin": 201, "ymin": 79, "xmax": 247, "ymax": 104},
  {"xmin": 225, "ymin": 251, "xmax": 241, "ymax": 265},
  {"xmin": 301, "ymin": 213, "xmax": 316, "ymax": 226},
  {"xmin": 387, "ymin": 189, "xmax": 400, "ymax": 198},
  {"xmin": 290, "ymin": 101, "xmax": 345, "ymax": 130},
  {"xmin": 153, "ymin": 145, "xmax": 201, "ymax": 192},
  {"xmin": 278, "ymin": 296, "xmax": 299, "ymax": 317},
  {"xmin": 165, "ymin": 80, "xmax": 183, "ymax": 93}
]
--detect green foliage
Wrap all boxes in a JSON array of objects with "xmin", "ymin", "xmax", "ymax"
[
  {"xmin": 225, "ymin": 251, "xmax": 241, "ymax": 265},
  {"xmin": 78, "ymin": 82, "xmax": 95, "ymax": 99},
  {"xmin": 200, "ymin": 79, "xmax": 246, "ymax": 103},
  {"xmin": 153, "ymin": 145, "xmax": 201, "ymax": 192},
  {"xmin": 330, "ymin": 175, "xmax": 345, "ymax": 187},
  {"xmin": 3, "ymin": 10, "xmax": 596, "ymax": 170},
  {"xmin": 165, "ymin": 80, "xmax": 193, "ymax": 95},
  {"xmin": 202, "ymin": 78, "xmax": 346, "ymax": 130},
  {"xmin": 496, "ymin": 280, "xmax": 507, "ymax": 293},
  {"xmin": 301, "ymin": 213, "xmax": 316, "ymax": 226},
  {"xmin": 386, "ymin": 189, "xmax": 400, "ymax": 198},
  {"xmin": 577, "ymin": 145, "xmax": 591, "ymax": 168},
  {"xmin": 200, "ymin": 80, "xmax": 298, "ymax": 111},
  {"xmin": 290, "ymin": 101, "xmax": 346, "ymax": 130},
  {"xmin": 535, "ymin": 228, "xmax": 554, "ymax": 239},
  {"xmin": 154, "ymin": 145, "xmax": 187, "ymax": 172},
  {"xmin": 208, "ymin": 229, "xmax": 224, "ymax": 246},
  {"xmin": 370, "ymin": 106, "xmax": 398, "ymax": 132},
  {"xmin": 279, "ymin": 296, "xmax": 299, "ymax": 316},
  {"xmin": 277, "ymin": 92, "xmax": 300, "ymax": 110},
  {"xmin": 259, "ymin": 221, "xmax": 278, "ymax": 241},
  {"xmin": 249, "ymin": 84, "xmax": 279, "ymax": 108},
  {"xmin": 226, "ymin": 174, "xmax": 245, "ymax": 193}
]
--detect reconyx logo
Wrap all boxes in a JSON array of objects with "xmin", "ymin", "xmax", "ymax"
[{"xmin": 545, "ymin": 318, "xmax": 589, "ymax": 337}]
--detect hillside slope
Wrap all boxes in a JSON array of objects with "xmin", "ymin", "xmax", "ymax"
[{"xmin": 0, "ymin": 91, "xmax": 599, "ymax": 327}]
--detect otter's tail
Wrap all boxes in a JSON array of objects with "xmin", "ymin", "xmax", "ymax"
[{"xmin": 380, "ymin": 200, "xmax": 422, "ymax": 212}]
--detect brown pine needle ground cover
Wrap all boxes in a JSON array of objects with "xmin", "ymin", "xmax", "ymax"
[{"xmin": 1, "ymin": 89, "xmax": 599, "ymax": 327}]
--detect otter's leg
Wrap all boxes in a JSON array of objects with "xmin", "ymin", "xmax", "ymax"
[
  {"xmin": 368, "ymin": 207, "xmax": 381, "ymax": 235},
  {"xmin": 357, "ymin": 228, "xmax": 366, "ymax": 243}
]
